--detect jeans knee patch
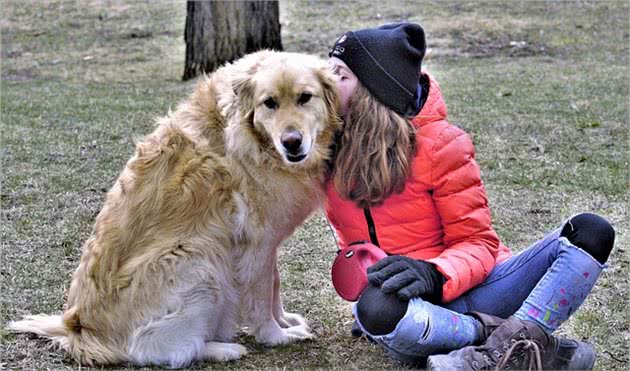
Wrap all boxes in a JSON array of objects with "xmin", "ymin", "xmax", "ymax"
[
  {"xmin": 561, "ymin": 213, "xmax": 615, "ymax": 264},
  {"xmin": 356, "ymin": 285, "xmax": 408, "ymax": 336}
]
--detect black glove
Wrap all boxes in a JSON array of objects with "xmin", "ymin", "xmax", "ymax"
[{"xmin": 367, "ymin": 255, "xmax": 444, "ymax": 303}]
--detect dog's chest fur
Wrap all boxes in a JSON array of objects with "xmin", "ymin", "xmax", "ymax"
[{"xmin": 230, "ymin": 161, "xmax": 321, "ymax": 248}]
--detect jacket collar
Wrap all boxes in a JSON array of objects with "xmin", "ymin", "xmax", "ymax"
[{"xmin": 411, "ymin": 71, "xmax": 448, "ymax": 128}]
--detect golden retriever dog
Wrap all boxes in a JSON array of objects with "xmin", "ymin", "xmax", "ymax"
[{"xmin": 8, "ymin": 50, "xmax": 341, "ymax": 368}]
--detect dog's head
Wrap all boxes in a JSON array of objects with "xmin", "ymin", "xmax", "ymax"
[{"xmin": 230, "ymin": 51, "xmax": 341, "ymax": 171}]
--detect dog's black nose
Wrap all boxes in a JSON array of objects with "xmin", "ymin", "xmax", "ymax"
[{"xmin": 281, "ymin": 130, "xmax": 303, "ymax": 154}]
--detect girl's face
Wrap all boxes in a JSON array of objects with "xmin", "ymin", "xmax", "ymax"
[{"xmin": 328, "ymin": 57, "xmax": 358, "ymax": 118}]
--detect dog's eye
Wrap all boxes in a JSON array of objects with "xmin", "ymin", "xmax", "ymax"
[
  {"xmin": 263, "ymin": 97, "xmax": 278, "ymax": 109},
  {"xmin": 298, "ymin": 93, "xmax": 312, "ymax": 105}
]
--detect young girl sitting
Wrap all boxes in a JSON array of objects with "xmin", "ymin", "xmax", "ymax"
[{"xmin": 325, "ymin": 22, "xmax": 614, "ymax": 370}]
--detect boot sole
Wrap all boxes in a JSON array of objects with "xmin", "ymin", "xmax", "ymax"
[
  {"xmin": 428, "ymin": 346, "xmax": 596, "ymax": 371},
  {"xmin": 426, "ymin": 355, "xmax": 464, "ymax": 371},
  {"xmin": 568, "ymin": 342, "xmax": 596, "ymax": 370}
]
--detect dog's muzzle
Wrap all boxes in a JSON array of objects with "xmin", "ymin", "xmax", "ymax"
[{"xmin": 281, "ymin": 130, "xmax": 307, "ymax": 162}]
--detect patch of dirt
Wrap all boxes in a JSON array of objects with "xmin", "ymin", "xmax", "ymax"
[
  {"xmin": 123, "ymin": 28, "xmax": 154, "ymax": 39},
  {"xmin": 430, "ymin": 31, "xmax": 553, "ymax": 60},
  {"xmin": 461, "ymin": 36, "xmax": 552, "ymax": 59},
  {"xmin": 1, "ymin": 68, "xmax": 36, "ymax": 82}
]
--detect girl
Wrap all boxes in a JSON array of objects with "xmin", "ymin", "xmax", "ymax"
[{"xmin": 325, "ymin": 22, "xmax": 614, "ymax": 370}]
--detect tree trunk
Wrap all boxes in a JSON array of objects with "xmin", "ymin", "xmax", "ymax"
[{"xmin": 183, "ymin": 1, "xmax": 282, "ymax": 80}]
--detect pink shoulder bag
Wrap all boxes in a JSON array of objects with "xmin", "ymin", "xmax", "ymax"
[{"xmin": 331, "ymin": 241, "xmax": 387, "ymax": 301}]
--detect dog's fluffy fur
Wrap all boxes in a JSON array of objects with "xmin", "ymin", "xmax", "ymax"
[{"xmin": 8, "ymin": 51, "xmax": 341, "ymax": 368}]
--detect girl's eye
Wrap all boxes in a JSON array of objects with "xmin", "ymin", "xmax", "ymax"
[
  {"xmin": 263, "ymin": 97, "xmax": 278, "ymax": 109},
  {"xmin": 298, "ymin": 93, "xmax": 312, "ymax": 105},
  {"xmin": 340, "ymin": 76, "xmax": 348, "ymax": 81}
]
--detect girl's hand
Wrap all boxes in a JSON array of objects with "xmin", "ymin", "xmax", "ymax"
[{"xmin": 367, "ymin": 255, "xmax": 444, "ymax": 303}]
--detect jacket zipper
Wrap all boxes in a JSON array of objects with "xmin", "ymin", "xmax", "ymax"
[{"xmin": 363, "ymin": 208, "xmax": 380, "ymax": 247}]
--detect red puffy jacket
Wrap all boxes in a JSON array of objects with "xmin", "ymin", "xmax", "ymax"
[{"xmin": 325, "ymin": 72, "xmax": 512, "ymax": 303}]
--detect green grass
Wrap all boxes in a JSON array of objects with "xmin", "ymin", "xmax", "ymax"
[{"xmin": 2, "ymin": 1, "xmax": 629, "ymax": 370}]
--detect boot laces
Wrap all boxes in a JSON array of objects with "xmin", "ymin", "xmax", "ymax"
[
  {"xmin": 495, "ymin": 339, "xmax": 543, "ymax": 371},
  {"xmin": 469, "ymin": 347, "xmax": 499, "ymax": 370}
]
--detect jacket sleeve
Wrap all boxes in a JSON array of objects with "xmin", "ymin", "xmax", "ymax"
[{"xmin": 424, "ymin": 125, "xmax": 501, "ymax": 303}]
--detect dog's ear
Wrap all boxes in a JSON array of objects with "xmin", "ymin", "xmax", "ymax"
[
  {"xmin": 232, "ymin": 69, "xmax": 256, "ymax": 126},
  {"xmin": 314, "ymin": 65, "xmax": 343, "ymax": 171},
  {"xmin": 231, "ymin": 51, "xmax": 273, "ymax": 126},
  {"xmin": 315, "ymin": 66, "xmax": 342, "ymax": 129}
]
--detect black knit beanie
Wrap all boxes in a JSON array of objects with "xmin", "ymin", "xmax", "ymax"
[{"xmin": 329, "ymin": 22, "xmax": 426, "ymax": 117}]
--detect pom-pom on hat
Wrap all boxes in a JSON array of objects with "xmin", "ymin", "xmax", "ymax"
[{"xmin": 329, "ymin": 22, "xmax": 426, "ymax": 117}]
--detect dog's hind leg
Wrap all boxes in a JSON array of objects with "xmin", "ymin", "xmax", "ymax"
[
  {"xmin": 201, "ymin": 341, "xmax": 248, "ymax": 362},
  {"xmin": 213, "ymin": 281, "xmax": 239, "ymax": 342},
  {"xmin": 128, "ymin": 320, "xmax": 206, "ymax": 368},
  {"xmin": 127, "ymin": 284, "xmax": 231, "ymax": 368}
]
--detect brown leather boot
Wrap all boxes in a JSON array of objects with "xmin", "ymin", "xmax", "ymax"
[
  {"xmin": 470, "ymin": 311, "xmax": 508, "ymax": 343},
  {"xmin": 427, "ymin": 316, "xmax": 596, "ymax": 370}
]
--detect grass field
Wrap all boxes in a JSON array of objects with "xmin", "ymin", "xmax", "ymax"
[{"xmin": 1, "ymin": 1, "xmax": 628, "ymax": 370}]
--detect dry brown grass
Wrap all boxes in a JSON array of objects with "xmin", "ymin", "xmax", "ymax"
[{"xmin": 2, "ymin": 1, "xmax": 628, "ymax": 369}]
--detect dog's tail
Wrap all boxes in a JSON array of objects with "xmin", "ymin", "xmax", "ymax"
[
  {"xmin": 7, "ymin": 314, "xmax": 70, "ymax": 348},
  {"xmin": 8, "ymin": 314, "xmax": 67, "ymax": 337},
  {"xmin": 8, "ymin": 312, "xmax": 125, "ymax": 366}
]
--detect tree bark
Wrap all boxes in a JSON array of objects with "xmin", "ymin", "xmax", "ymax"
[{"xmin": 183, "ymin": 1, "xmax": 282, "ymax": 80}]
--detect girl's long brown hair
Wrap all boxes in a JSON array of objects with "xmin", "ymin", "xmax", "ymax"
[{"xmin": 333, "ymin": 82, "xmax": 417, "ymax": 209}]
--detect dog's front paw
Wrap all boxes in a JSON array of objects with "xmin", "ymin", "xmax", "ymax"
[
  {"xmin": 280, "ymin": 312, "xmax": 308, "ymax": 328},
  {"xmin": 285, "ymin": 323, "xmax": 315, "ymax": 340},
  {"xmin": 256, "ymin": 321, "xmax": 314, "ymax": 346}
]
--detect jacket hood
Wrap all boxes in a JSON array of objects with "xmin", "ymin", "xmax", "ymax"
[{"xmin": 411, "ymin": 71, "xmax": 448, "ymax": 128}]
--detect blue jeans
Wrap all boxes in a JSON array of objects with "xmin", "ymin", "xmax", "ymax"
[
  {"xmin": 353, "ymin": 226, "xmax": 606, "ymax": 361},
  {"xmin": 446, "ymin": 227, "xmax": 570, "ymax": 316}
]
